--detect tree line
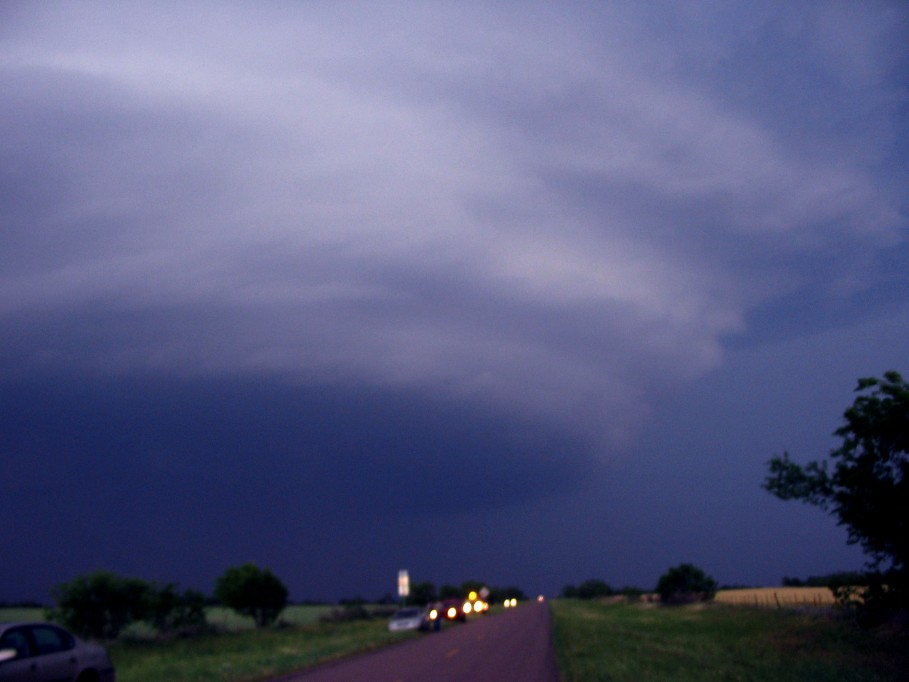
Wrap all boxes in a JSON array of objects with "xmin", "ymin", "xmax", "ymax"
[
  {"xmin": 403, "ymin": 580, "xmax": 526, "ymax": 606},
  {"xmin": 49, "ymin": 563, "xmax": 287, "ymax": 639},
  {"xmin": 562, "ymin": 564, "xmax": 718, "ymax": 604}
]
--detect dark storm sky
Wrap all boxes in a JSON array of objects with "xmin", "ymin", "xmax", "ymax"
[{"xmin": 2, "ymin": 1, "xmax": 907, "ymax": 602}]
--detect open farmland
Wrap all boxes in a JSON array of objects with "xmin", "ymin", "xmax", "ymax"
[{"xmin": 715, "ymin": 586, "xmax": 836, "ymax": 608}]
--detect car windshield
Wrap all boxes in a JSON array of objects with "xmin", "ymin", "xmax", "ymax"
[{"xmin": 393, "ymin": 609, "xmax": 420, "ymax": 618}]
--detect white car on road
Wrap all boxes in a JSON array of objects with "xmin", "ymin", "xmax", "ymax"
[{"xmin": 387, "ymin": 607, "xmax": 430, "ymax": 632}]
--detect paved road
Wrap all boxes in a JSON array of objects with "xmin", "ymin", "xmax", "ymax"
[{"xmin": 279, "ymin": 601, "xmax": 560, "ymax": 682}]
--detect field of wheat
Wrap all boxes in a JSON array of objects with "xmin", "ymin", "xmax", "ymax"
[{"xmin": 715, "ymin": 586, "xmax": 837, "ymax": 607}]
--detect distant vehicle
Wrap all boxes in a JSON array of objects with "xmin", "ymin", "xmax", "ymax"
[
  {"xmin": 0, "ymin": 622, "xmax": 116, "ymax": 681},
  {"xmin": 439, "ymin": 599, "xmax": 468, "ymax": 622},
  {"xmin": 387, "ymin": 607, "xmax": 431, "ymax": 632},
  {"xmin": 464, "ymin": 591, "xmax": 489, "ymax": 615}
]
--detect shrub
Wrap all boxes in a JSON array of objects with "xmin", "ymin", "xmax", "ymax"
[
  {"xmin": 147, "ymin": 584, "xmax": 208, "ymax": 635},
  {"xmin": 50, "ymin": 572, "xmax": 210, "ymax": 639}
]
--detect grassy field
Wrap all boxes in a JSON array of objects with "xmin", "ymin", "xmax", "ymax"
[
  {"xmin": 0, "ymin": 605, "xmax": 335, "ymax": 631},
  {"xmin": 550, "ymin": 599, "xmax": 908, "ymax": 682},
  {"xmin": 204, "ymin": 605, "xmax": 336, "ymax": 630},
  {"xmin": 0, "ymin": 607, "xmax": 45, "ymax": 623}
]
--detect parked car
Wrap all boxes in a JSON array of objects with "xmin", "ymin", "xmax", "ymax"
[
  {"xmin": 387, "ymin": 607, "xmax": 431, "ymax": 632},
  {"xmin": 0, "ymin": 622, "xmax": 116, "ymax": 682}
]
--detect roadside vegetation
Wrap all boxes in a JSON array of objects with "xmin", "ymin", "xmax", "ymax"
[
  {"xmin": 0, "ymin": 603, "xmax": 417, "ymax": 681},
  {"xmin": 107, "ymin": 616, "xmax": 415, "ymax": 682},
  {"xmin": 6, "ymin": 598, "xmax": 906, "ymax": 681},
  {"xmin": 0, "ymin": 571, "xmax": 515, "ymax": 680},
  {"xmin": 551, "ymin": 599, "xmax": 908, "ymax": 682},
  {"xmin": 47, "ymin": 564, "xmax": 288, "ymax": 641}
]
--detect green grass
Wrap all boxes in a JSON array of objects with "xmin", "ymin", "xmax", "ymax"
[
  {"xmin": 550, "ymin": 599, "xmax": 908, "ymax": 682},
  {"xmin": 0, "ymin": 608, "xmax": 46, "ymax": 623},
  {"xmin": 109, "ymin": 618, "xmax": 416, "ymax": 682},
  {"xmin": 0, "ymin": 605, "xmax": 334, "ymax": 632},
  {"xmin": 204, "ymin": 605, "xmax": 336, "ymax": 631}
]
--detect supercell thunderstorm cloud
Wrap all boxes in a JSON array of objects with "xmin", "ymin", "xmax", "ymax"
[{"xmin": 1, "ymin": 2, "xmax": 907, "ymax": 602}]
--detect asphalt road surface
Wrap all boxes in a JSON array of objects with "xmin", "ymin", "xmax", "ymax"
[{"xmin": 279, "ymin": 601, "xmax": 560, "ymax": 682}]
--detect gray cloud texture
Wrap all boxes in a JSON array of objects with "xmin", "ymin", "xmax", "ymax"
[
  {"xmin": 2, "ymin": 5, "xmax": 905, "ymax": 436},
  {"xmin": 2, "ymin": 2, "xmax": 907, "ymax": 598}
]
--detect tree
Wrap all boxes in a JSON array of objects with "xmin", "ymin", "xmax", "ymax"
[
  {"xmin": 438, "ymin": 584, "xmax": 461, "ymax": 600},
  {"xmin": 561, "ymin": 579, "xmax": 612, "ymax": 600},
  {"xmin": 214, "ymin": 564, "xmax": 288, "ymax": 628},
  {"xmin": 492, "ymin": 586, "xmax": 526, "ymax": 602},
  {"xmin": 576, "ymin": 579, "xmax": 613, "ymax": 600},
  {"xmin": 656, "ymin": 563, "xmax": 717, "ymax": 604},
  {"xmin": 763, "ymin": 371, "xmax": 908, "ymax": 606},
  {"xmin": 410, "ymin": 581, "xmax": 437, "ymax": 605}
]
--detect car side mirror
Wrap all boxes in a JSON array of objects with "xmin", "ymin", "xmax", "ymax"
[{"xmin": 0, "ymin": 648, "xmax": 18, "ymax": 664}]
